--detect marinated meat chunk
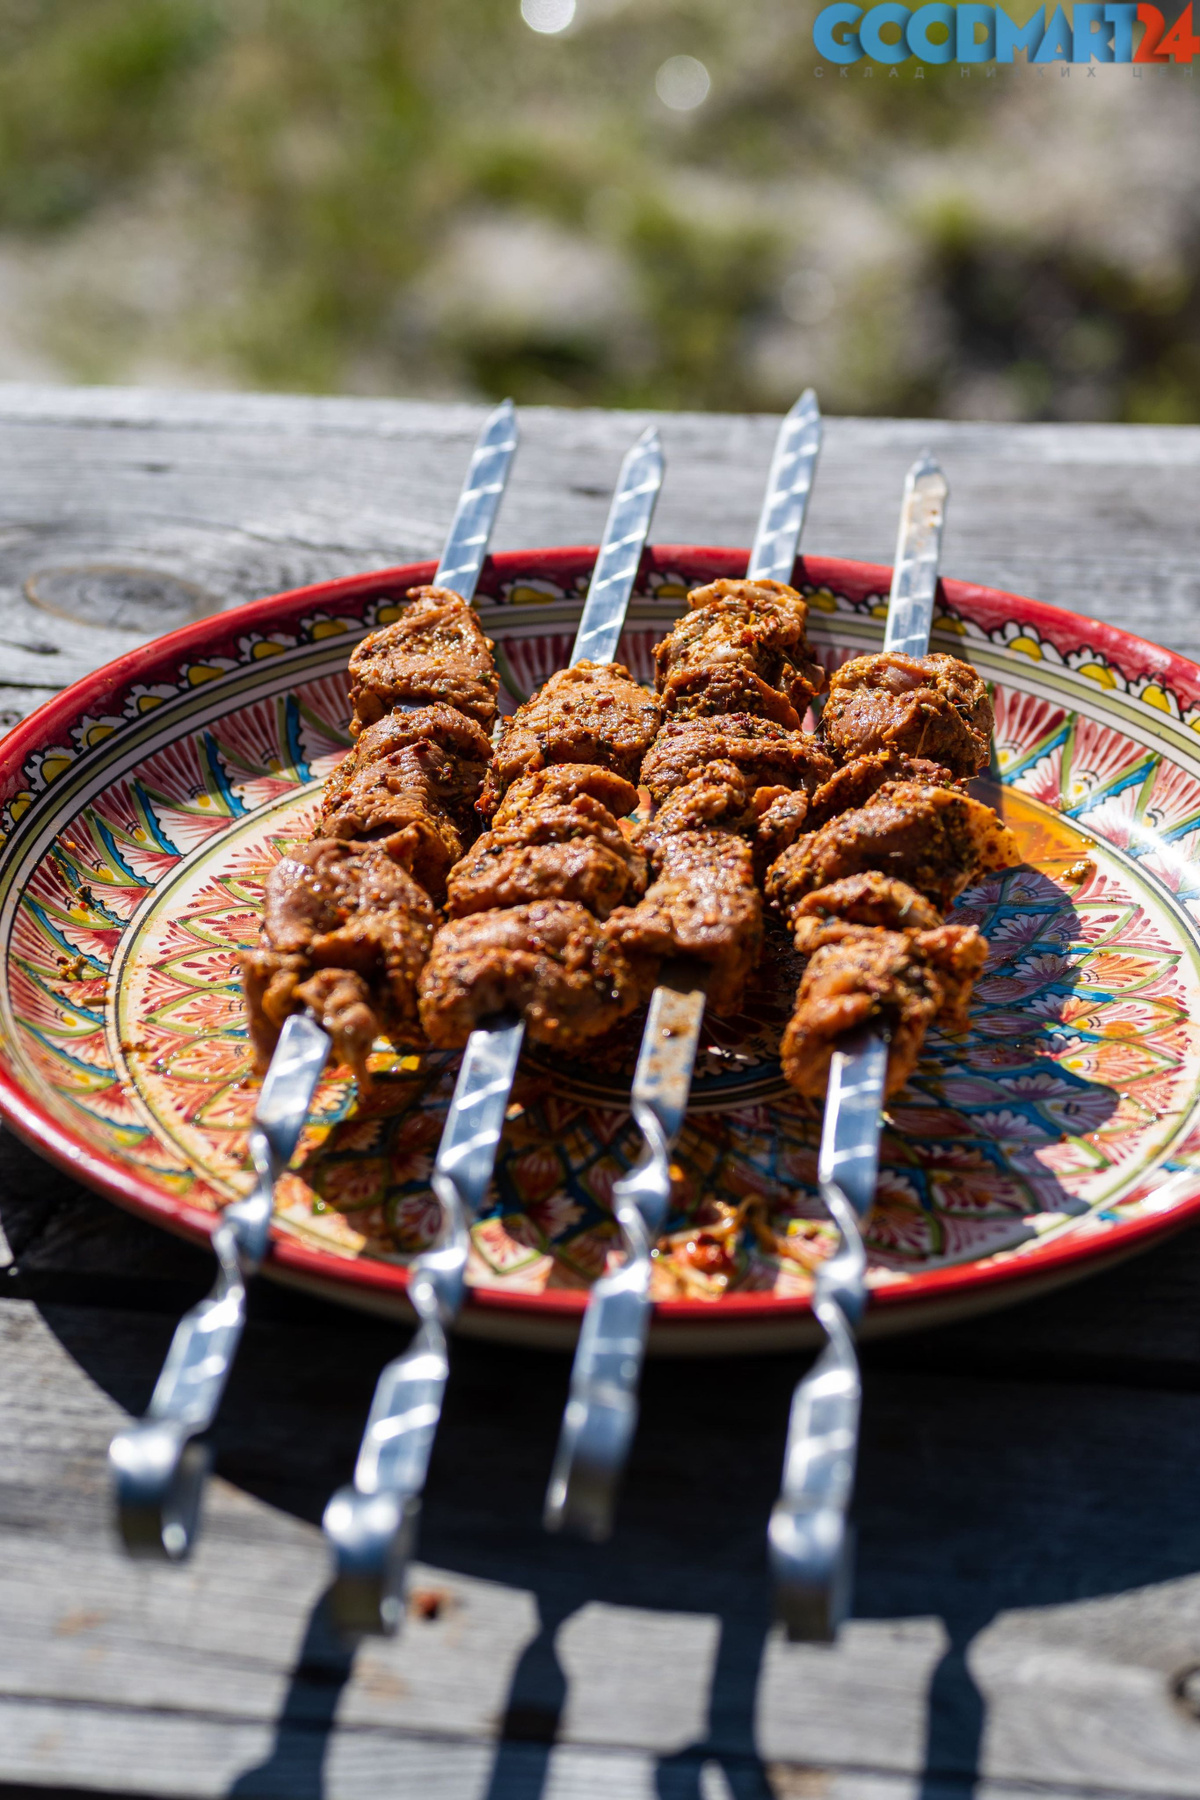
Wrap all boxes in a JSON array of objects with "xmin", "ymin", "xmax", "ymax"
[
  {"xmin": 820, "ymin": 652, "xmax": 993, "ymax": 778},
  {"xmin": 752, "ymin": 787, "xmax": 811, "ymax": 871},
  {"xmin": 446, "ymin": 771, "xmax": 647, "ymax": 919},
  {"xmin": 788, "ymin": 875, "xmax": 941, "ymax": 952},
  {"xmin": 748, "ymin": 754, "xmax": 956, "ymax": 868},
  {"xmin": 804, "ymin": 751, "xmax": 958, "ymax": 832},
  {"xmin": 914, "ymin": 921, "xmax": 990, "ymax": 1032},
  {"xmin": 241, "ymin": 840, "xmax": 437, "ymax": 1080},
  {"xmin": 318, "ymin": 737, "xmax": 465, "ymax": 900},
  {"xmin": 604, "ymin": 830, "xmax": 762, "ymax": 1015},
  {"xmin": 686, "ymin": 577, "xmax": 811, "ymax": 617},
  {"xmin": 290, "ymin": 969, "xmax": 377, "ymax": 1085},
  {"xmin": 479, "ymin": 662, "xmax": 661, "ymax": 814},
  {"xmin": 490, "ymin": 763, "xmax": 640, "ymax": 827},
  {"xmin": 642, "ymin": 715, "xmax": 833, "ymax": 806},
  {"xmin": 323, "ymin": 705, "xmax": 492, "ymax": 829},
  {"xmin": 419, "ymin": 900, "xmax": 641, "ymax": 1050},
  {"xmin": 348, "ymin": 586, "xmax": 499, "ymax": 734},
  {"xmin": 780, "ymin": 921, "xmax": 986, "ymax": 1100},
  {"xmin": 446, "ymin": 837, "xmax": 643, "ymax": 920},
  {"xmin": 767, "ymin": 781, "xmax": 1019, "ymax": 917},
  {"xmin": 632, "ymin": 760, "xmax": 756, "ymax": 856},
  {"xmin": 450, "ymin": 838, "xmax": 638, "ymax": 921},
  {"xmin": 654, "ymin": 579, "xmax": 825, "ymax": 727}
]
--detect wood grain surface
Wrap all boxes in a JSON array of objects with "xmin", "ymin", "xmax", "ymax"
[{"xmin": 2, "ymin": 384, "xmax": 1200, "ymax": 1800}]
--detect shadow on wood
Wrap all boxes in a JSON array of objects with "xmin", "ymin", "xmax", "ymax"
[{"xmin": 7, "ymin": 1121, "xmax": 1200, "ymax": 1796}]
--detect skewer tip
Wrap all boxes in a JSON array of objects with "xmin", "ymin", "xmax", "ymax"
[
  {"xmin": 481, "ymin": 397, "xmax": 518, "ymax": 446},
  {"xmin": 907, "ymin": 447, "xmax": 946, "ymax": 486}
]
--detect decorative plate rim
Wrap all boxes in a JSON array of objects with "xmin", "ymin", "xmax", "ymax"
[{"xmin": 4, "ymin": 543, "xmax": 1200, "ymax": 1332}]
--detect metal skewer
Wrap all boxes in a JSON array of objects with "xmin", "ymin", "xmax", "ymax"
[
  {"xmin": 768, "ymin": 451, "xmax": 948, "ymax": 1641},
  {"xmin": 544, "ymin": 389, "xmax": 824, "ymax": 1541},
  {"xmin": 108, "ymin": 398, "xmax": 520, "ymax": 1561},
  {"xmin": 321, "ymin": 424, "xmax": 665, "ymax": 1634}
]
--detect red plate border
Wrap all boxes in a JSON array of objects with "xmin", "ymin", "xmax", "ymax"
[{"xmin": 3, "ymin": 544, "xmax": 1199, "ymax": 1336}]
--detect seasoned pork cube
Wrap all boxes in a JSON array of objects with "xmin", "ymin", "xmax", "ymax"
[
  {"xmin": 604, "ymin": 829, "xmax": 762, "ymax": 1016},
  {"xmin": 323, "ymin": 704, "xmax": 492, "ymax": 830},
  {"xmin": 780, "ymin": 921, "xmax": 986, "ymax": 1100},
  {"xmin": 446, "ymin": 767, "xmax": 646, "ymax": 920},
  {"xmin": 767, "ymin": 782, "xmax": 1019, "ymax": 918},
  {"xmin": 479, "ymin": 662, "xmax": 661, "ymax": 814},
  {"xmin": 654, "ymin": 578, "xmax": 825, "ymax": 726},
  {"xmin": 641, "ymin": 715, "xmax": 833, "ymax": 806},
  {"xmin": 241, "ymin": 840, "xmax": 437, "ymax": 1080},
  {"xmin": 348, "ymin": 587, "xmax": 499, "ymax": 733},
  {"xmin": 419, "ymin": 900, "xmax": 641, "ymax": 1050},
  {"xmin": 820, "ymin": 652, "xmax": 992, "ymax": 778},
  {"xmin": 318, "ymin": 736, "xmax": 465, "ymax": 901}
]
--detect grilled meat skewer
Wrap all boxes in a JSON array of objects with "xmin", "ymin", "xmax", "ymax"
[
  {"xmin": 321, "ymin": 425, "xmax": 666, "ymax": 1634},
  {"xmin": 545, "ymin": 392, "xmax": 827, "ymax": 1537},
  {"xmin": 109, "ymin": 399, "xmax": 519, "ymax": 1567}
]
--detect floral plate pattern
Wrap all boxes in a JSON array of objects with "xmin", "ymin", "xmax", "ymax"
[{"xmin": 4, "ymin": 547, "xmax": 1200, "ymax": 1351}]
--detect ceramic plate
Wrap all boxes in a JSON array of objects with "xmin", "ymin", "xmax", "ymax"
[{"xmin": 3, "ymin": 547, "xmax": 1200, "ymax": 1351}]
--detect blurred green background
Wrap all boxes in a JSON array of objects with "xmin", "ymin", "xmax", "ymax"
[{"xmin": 0, "ymin": 0, "xmax": 1195, "ymax": 419}]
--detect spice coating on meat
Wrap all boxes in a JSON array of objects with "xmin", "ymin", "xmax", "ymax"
[
  {"xmin": 241, "ymin": 840, "xmax": 437, "ymax": 1080},
  {"xmin": 748, "ymin": 753, "xmax": 957, "ymax": 870},
  {"xmin": 632, "ymin": 759, "xmax": 757, "ymax": 853},
  {"xmin": 318, "ymin": 737, "xmax": 466, "ymax": 901},
  {"xmin": 820, "ymin": 652, "xmax": 992, "ymax": 778},
  {"xmin": 789, "ymin": 874, "xmax": 942, "ymax": 949},
  {"xmin": 804, "ymin": 751, "xmax": 959, "ymax": 832},
  {"xmin": 419, "ymin": 900, "xmax": 641, "ymax": 1050},
  {"xmin": 654, "ymin": 579, "xmax": 826, "ymax": 728},
  {"xmin": 490, "ymin": 763, "xmax": 640, "ymax": 827},
  {"xmin": 780, "ymin": 920, "xmax": 987, "ymax": 1099},
  {"xmin": 604, "ymin": 828, "xmax": 762, "ymax": 1015},
  {"xmin": 323, "ymin": 705, "xmax": 492, "ymax": 830},
  {"xmin": 767, "ymin": 781, "xmax": 1019, "ymax": 918},
  {"xmin": 348, "ymin": 586, "xmax": 499, "ymax": 734},
  {"xmin": 479, "ymin": 662, "xmax": 661, "ymax": 815},
  {"xmin": 446, "ymin": 768, "xmax": 647, "ymax": 919},
  {"xmin": 641, "ymin": 715, "xmax": 833, "ymax": 806}
]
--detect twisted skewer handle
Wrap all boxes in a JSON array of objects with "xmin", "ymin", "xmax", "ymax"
[
  {"xmin": 110, "ymin": 1012, "xmax": 331, "ymax": 1558},
  {"xmin": 747, "ymin": 388, "xmax": 822, "ymax": 585},
  {"xmin": 771, "ymin": 451, "xmax": 948, "ymax": 1636},
  {"xmin": 768, "ymin": 1027, "xmax": 887, "ymax": 1641},
  {"xmin": 433, "ymin": 398, "xmax": 519, "ymax": 601},
  {"xmin": 323, "ymin": 1018, "xmax": 524, "ymax": 1634},
  {"xmin": 545, "ymin": 965, "xmax": 707, "ymax": 1540},
  {"xmin": 570, "ymin": 427, "xmax": 665, "ymax": 668},
  {"xmin": 883, "ymin": 453, "xmax": 947, "ymax": 658}
]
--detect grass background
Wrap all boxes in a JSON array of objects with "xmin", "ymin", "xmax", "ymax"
[{"xmin": 0, "ymin": 0, "xmax": 1195, "ymax": 420}]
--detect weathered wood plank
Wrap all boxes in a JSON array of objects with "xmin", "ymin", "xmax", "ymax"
[
  {"xmin": 5, "ymin": 387, "xmax": 1200, "ymax": 1799},
  {"xmin": 1, "ymin": 387, "xmax": 1199, "ymax": 696},
  {"xmin": 2, "ymin": 1285, "xmax": 1200, "ymax": 1797}
]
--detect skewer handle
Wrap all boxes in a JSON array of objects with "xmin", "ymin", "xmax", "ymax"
[
  {"xmin": 768, "ymin": 1028, "xmax": 887, "ymax": 1640},
  {"xmin": 323, "ymin": 1019, "xmax": 524, "ymax": 1634},
  {"xmin": 433, "ymin": 399, "xmax": 519, "ymax": 602},
  {"xmin": 883, "ymin": 452, "xmax": 948, "ymax": 658},
  {"xmin": 747, "ymin": 389, "xmax": 822, "ymax": 585},
  {"xmin": 772, "ymin": 450, "xmax": 947, "ymax": 1633},
  {"xmin": 570, "ymin": 427, "xmax": 664, "ymax": 668},
  {"xmin": 109, "ymin": 1012, "xmax": 331, "ymax": 1558},
  {"xmin": 545, "ymin": 966, "xmax": 707, "ymax": 1540}
]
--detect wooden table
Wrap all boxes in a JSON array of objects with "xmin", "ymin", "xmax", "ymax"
[{"xmin": 3, "ymin": 386, "xmax": 1200, "ymax": 1800}]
